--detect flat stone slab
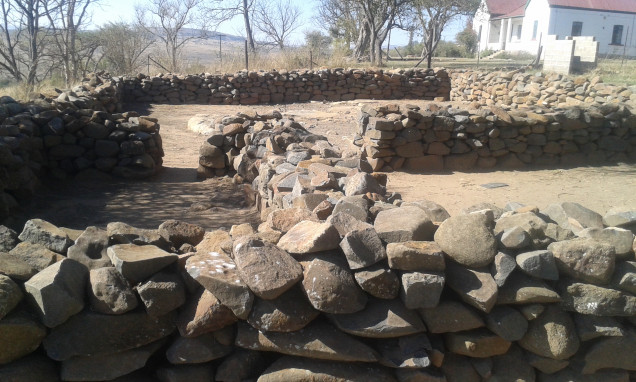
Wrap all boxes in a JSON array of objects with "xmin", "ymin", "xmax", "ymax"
[
  {"xmin": 497, "ymin": 272, "xmax": 561, "ymax": 305},
  {"xmin": 185, "ymin": 252, "xmax": 253, "ymax": 319},
  {"xmin": 386, "ymin": 241, "xmax": 445, "ymax": 272},
  {"xmin": 107, "ymin": 244, "xmax": 178, "ymax": 283},
  {"xmin": 446, "ymin": 262, "xmax": 498, "ymax": 313},
  {"xmin": 43, "ymin": 310, "xmax": 175, "ymax": 361},
  {"xmin": 24, "ymin": 258, "xmax": 88, "ymax": 328},
  {"xmin": 235, "ymin": 321, "xmax": 378, "ymax": 362},
  {"xmin": 329, "ymin": 297, "xmax": 425, "ymax": 338},
  {"xmin": 258, "ymin": 356, "xmax": 397, "ymax": 382},
  {"xmin": 374, "ymin": 206, "xmax": 436, "ymax": 243},
  {"xmin": 419, "ymin": 301, "xmax": 484, "ymax": 334},
  {"xmin": 277, "ymin": 221, "xmax": 340, "ymax": 254}
]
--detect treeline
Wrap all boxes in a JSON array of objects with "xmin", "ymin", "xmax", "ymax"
[{"xmin": 0, "ymin": 0, "xmax": 481, "ymax": 89}]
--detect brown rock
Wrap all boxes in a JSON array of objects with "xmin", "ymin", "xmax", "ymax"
[
  {"xmin": 176, "ymin": 288, "xmax": 237, "ymax": 338},
  {"xmin": 446, "ymin": 262, "xmax": 498, "ymax": 313},
  {"xmin": 277, "ymin": 221, "xmax": 340, "ymax": 254}
]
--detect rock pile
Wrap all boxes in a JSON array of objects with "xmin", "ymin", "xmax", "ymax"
[
  {"xmin": 0, "ymin": 94, "xmax": 164, "ymax": 220},
  {"xmin": 2, "ymin": 198, "xmax": 636, "ymax": 381},
  {"xmin": 450, "ymin": 69, "xmax": 636, "ymax": 109},
  {"xmin": 357, "ymin": 102, "xmax": 636, "ymax": 172},
  {"xmin": 195, "ymin": 110, "xmax": 345, "ymax": 179},
  {"xmin": 114, "ymin": 68, "xmax": 450, "ymax": 105}
]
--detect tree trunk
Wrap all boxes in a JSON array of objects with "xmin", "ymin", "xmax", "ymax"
[{"xmin": 243, "ymin": 0, "xmax": 255, "ymax": 53}]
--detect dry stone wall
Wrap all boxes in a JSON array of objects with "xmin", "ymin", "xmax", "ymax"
[
  {"xmin": 357, "ymin": 102, "xmax": 636, "ymax": 172},
  {"xmin": 0, "ymin": 78, "xmax": 163, "ymax": 221},
  {"xmin": 114, "ymin": 68, "xmax": 450, "ymax": 105},
  {"xmin": 450, "ymin": 69, "xmax": 636, "ymax": 109},
  {"xmin": 3, "ymin": 110, "xmax": 636, "ymax": 381}
]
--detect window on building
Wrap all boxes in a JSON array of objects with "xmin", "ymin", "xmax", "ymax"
[
  {"xmin": 612, "ymin": 25, "xmax": 624, "ymax": 45},
  {"xmin": 516, "ymin": 25, "xmax": 522, "ymax": 39},
  {"xmin": 571, "ymin": 21, "xmax": 582, "ymax": 36},
  {"xmin": 532, "ymin": 20, "xmax": 538, "ymax": 40}
]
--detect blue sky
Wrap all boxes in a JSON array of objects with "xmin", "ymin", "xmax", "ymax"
[{"xmin": 95, "ymin": 0, "xmax": 466, "ymax": 46}]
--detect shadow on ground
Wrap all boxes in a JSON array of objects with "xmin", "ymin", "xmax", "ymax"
[{"xmin": 10, "ymin": 166, "xmax": 261, "ymax": 232}]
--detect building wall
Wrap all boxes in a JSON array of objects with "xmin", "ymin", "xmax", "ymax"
[
  {"xmin": 520, "ymin": 0, "xmax": 552, "ymax": 54},
  {"xmin": 548, "ymin": 7, "xmax": 636, "ymax": 56}
]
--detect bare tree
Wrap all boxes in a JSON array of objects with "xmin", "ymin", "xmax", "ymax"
[
  {"xmin": 44, "ymin": 0, "xmax": 100, "ymax": 86},
  {"xmin": 206, "ymin": 0, "xmax": 256, "ymax": 53},
  {"xmin": 317, "ymin": 0, "xmax": 363, "ymax": 56},
  {"xmin": 135, "ymin": 0, "xmax": 209, "ymax": 73},
  {"xmin": 98, "ymin": 22, "xmax": 153, "ymax": 75},
  {"xmin": 253, "ymin": 0, "xmax": 301, "ymax": 50},
  {"xmin": 0, "ymin": 0, "xmax": 52, "ymax": 86},
  {"xmin": 413, "ymin": 0, "xmax": 480, "ymax": 68}
]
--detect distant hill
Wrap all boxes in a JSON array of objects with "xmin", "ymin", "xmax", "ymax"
[{"xmin": 179, "ymin": 28, "xmax": 244, "ymax": 42}]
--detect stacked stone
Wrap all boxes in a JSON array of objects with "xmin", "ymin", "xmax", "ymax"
[
  {"xmin": 450, "ymin": 69, "xmax": 636, "ymax": 109},
  {"xmin": 2, "ymin": 197, "xmax": 636, "ymax": 380},
  {"xmin": 196, "ymin": 110, "xmax": 341, "ymax": 180},
  {"xmin": 60, "ymin": 72, "xmax": 123, "ymax": 114},
  {"xmin": 0, "ymin": 95, "xmax": 164, "ymax": 221},
  {"xmin": 358, "ymin": 102, "xmax": 636, "ymax": 172},
  {"xmin": 115, "ymin": 68, "xmax": 450, "ymax": 105}
]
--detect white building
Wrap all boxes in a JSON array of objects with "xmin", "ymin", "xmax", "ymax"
[{"xmin": 474, "ymin": 0, "xmax": 636, "ymax": 57}]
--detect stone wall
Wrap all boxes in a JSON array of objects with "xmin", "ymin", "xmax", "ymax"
[
  {"xmin": 114, "ymin": 68, "xmax": 451, "ymax": 105},
  {"xmin": 3, "ymin": 126, "xmax": 636, "ymax": 380},
  {"xmin": 356, "ymin": 102, "xmax": 636, "ymax": 172},
  {"xmin": 0, "ymin": 88, "xmax": 163, "ymax": 221},
  {"xmin": 450, "ymin": 69, "xmax": 636, "ymax": 108}
]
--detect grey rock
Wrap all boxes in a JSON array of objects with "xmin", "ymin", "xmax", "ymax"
[
  {"xmin": 582, "ymin": 330, "xmax": 636, "ymax": 374},
  {"xmin": 542, "ymin": 202, "xmax": 603, "ymax": 233},
  {"xmin": 544, "ymin": 222, "xmax": 576, "ymax": 242},
  {"xmin": 339, "ymin": 227, "xmax": 386, "ymax": 269},
  {"xmin": 43, "ymin": 310, "xmax": 175, "ymax": 361},
  {"xmin": 24, "ymin": 258, "xmax": 87, "ymax": 328},
  {"xmin": 516, "ymin": 250, "xmax": 559, "ymax": 280},
  {"xmin": 158, "ymin": 220, "xmax": 205, "ymax": 248},
  {"xmin": 176, "ymin": 288, "xmax": 237, "ymax": 338},
  {"xmin": 354, "ymin": 264, "xmax": 400, "ymax": 299},
  {"xmin": 485, "ymin": 306, "xmax": 528, "ymax": 342},
  {"xmin": 277, "ymin": 221, "xmax": 340, "ymax": 254},
  {"xmin": 67, "ymin": 226, "xmax": 112, "ymax": 269},
  {"xmin": 216, "ymin": 348, "xmax": 265, "ymax": 382},
  {"xmin": 235, "ymin": 321, "xmax": 378, "ymax": 362},
  {"xmin": 419, "ymin": 300, "xmax": 484, "ymax": 334},
  {"xmin": 574, "ymin": 314, "xmax": 625, "ymax": 341},
  {"xmin": 518, "ymin": 305, "xmax": 579, "ymax": 360},
  {"xmin": 300, "ymin": 255, "xmax": 367, "ymax": 314},
  {"xmin": 435, "ymin": 214, "xmax": 497, "ymax": 268},
  {"xmin": 445, "ymin": 329, "xmax": 512, "ymax": 358},
  {"xmin": 375, "ymin": 206, "xmax": 436, "ymax": 243},
  {"xmin": 377, "ymin": 334, "xmax": 432, "ymax": 369},
  {"xmin": 0, "ymin": 312, "xmax": 46, "ymax": 364},
  {"xmin": 344, "ymin": 172, "xmax": 385, "ymax": 196},
  {"xmin": 400, "ymin": 271, "xmax": 445, "ymax": 309},
  {"xmin": 497, "ymin": 272, "xmax": 561, "ymax": 305},
  {"xmin": 603, "ymin": 208, "xmax": 636, "ymax": 228},
  {"xmin": 446, "ymin": 262, "xmax": 498, "ymax": 313},
  {"xmin": 247, "ymin": 286, "xmax": 319, "ymax": 332},
  {"xmin": 185, "ymin": 252, "xmax": 253, "ymax": 320},
  {"xmin": 166, "ymin": 330, "xmax": 233, "ymax": 364},
  {"xmin": 265, "ymin": 207, "xmax": 317, "ymax": 233},
  {"xmin": 137, "ymin": 271, "xmax": 186, "ymax": 316},
  {"xmin": 0, "ymin": 225, "xmax": 18, "ymax": 252},
  {"xmin": 519, "ymin": 304, "xmax": 545, "ymax": 320},
  {"xmin": 60, "ymin": 340, "xmax": 164, "ymax": 381},
  {"xmin": 401, "ymin": 199, "xmax": 451, "ymax": 222},
  {"xmin": 328, "ymin": 211, "xmax": 373, "ymax": 236},
  {"xmin": 258, "ymin": 356, "xmax": 397, "ymax": 382},
  {"xmin": 494, "ymin": 212, "xmax": 549, "ymax": 246},
  {"xmin": 233, "ymin": 237, "xmax": 302, "ymax": 299},
  {"xmin": 332, "ymin": 197, "xmax": 370, "ymax": 223},
  {"xmin": 18, "ymin": 219, "xmax": 72, "ymax": 254},
  {"xmin": 499, "ymin": 226, "xmax": 531, "ymax": 249},
  {"xmin": 386, "ymin": 241, "xmax": 445, "ymax": 272},
  {"xmin": 548, "ymin": 238, "xmax": 615, "ymax": 285},
  {"xmin": 5, "ymin": 242, "xmax": 60, "ymax": 278},
  {"xmin": 578, "ymin": 227, "xmax": 634, "ymax": 259},
  {"xmin": 88, "ymin": 267, "xmax": 138, "ymax": 315},
  {"xmin": 490, "ymin": 251, "xmax": 517, "ymax": 287},
  {"xmin": 108, "ymin": 244, "xmax": 178, "ymax": 284},
  {"xmin": 0, "ymin": 274, "xmax": 22, "ymax": 320},
  {"xmin": 462, "ymin": 202, "xmax": 505, "ymax": 219},
  {"xmin": 107, "ymin": 222, "xmax": 170, "ymax": 249},
  {"xmin": 559, "ymin": 279, "xmax": 636, "ymax": 316},
  {"xmin": 612, "ymin": 260, "xmax": 636, "ymax": 294},
  {"xmin": 329, "ymin": 297, "xmax": 426, "ymax": 338}
]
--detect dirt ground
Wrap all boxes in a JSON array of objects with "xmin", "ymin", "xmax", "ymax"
[{"xmin": 11, "ymin": 100, "xmax": 636, "ymax": 232}]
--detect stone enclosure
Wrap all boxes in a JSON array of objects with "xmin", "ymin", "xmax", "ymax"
[{"xmin": 1, "ymin": 67, "xmax": 636, "ymax": 381}]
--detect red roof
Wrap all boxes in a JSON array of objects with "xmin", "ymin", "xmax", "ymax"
[
  {"xmin": 486, "ymin": 0, "xmax": 527, "ymax": 18},
  {"xmin": 548, "ymin": 0, "xmax": 636, "ymax": 13}
]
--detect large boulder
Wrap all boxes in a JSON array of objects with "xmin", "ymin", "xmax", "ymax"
[
  {"xmin": 18, "ymin": 219, "xmax": 72, "ymax": 254},
  {"xmin": 435, "ymin": 214, "xmax": 497, "ymax": 268},
  {"xmin": 548, "ymin": 238, "xmax": 615, "ymax": 285},
  {"xmin": 374, "ymin": 206, "xmax": 436, "ymax": 243}
]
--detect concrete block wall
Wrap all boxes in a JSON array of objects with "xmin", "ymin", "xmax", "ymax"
[{"xmin": 543, "ymin": 38, "xmax": 576, "ymax": 75}]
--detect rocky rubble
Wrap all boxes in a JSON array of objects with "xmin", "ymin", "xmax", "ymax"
[
  {"xmin": 2, "ymin": 113, "xmax": 636, "ymax": 382},
  {"xmin": 357, "ymin": 102, "xmax": 636, "ymax": 172}
]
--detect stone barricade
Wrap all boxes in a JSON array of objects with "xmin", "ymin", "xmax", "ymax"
[
  {"xmin": 114, "ymin": 68, "xmax": 451, "ymax": 105},
  {"xmin": 0, "ymin": 93, "xmax": 164, "ymax": 221},
  {"xmin": 3, "ymin": 110, "xmax": 636, "ymax": 382},
  {"xmin": 450, "ymin": 69, "xmax": 636, "ymax": 109},
  {"xmin": 357, "ymin": 102, "xmax": 636, "ymax": 172}
]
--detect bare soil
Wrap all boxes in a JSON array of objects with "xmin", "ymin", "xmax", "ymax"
[{"xmin": 11, "ymin": 100, "xmax": 636, "ymax": 232}]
